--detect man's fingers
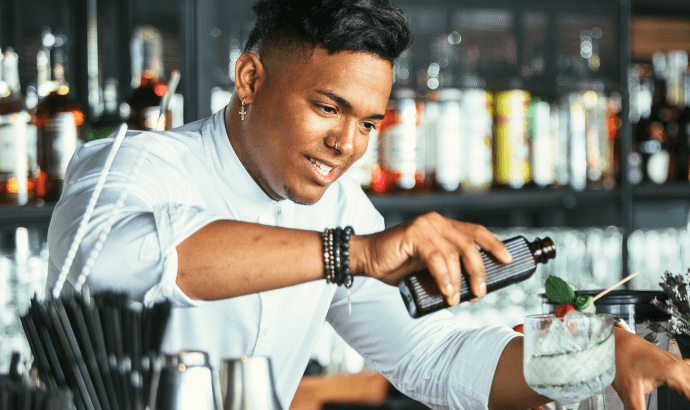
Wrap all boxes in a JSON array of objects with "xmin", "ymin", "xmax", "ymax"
[
  {"xmin": 454, "ymin": 221, "xmax": 512, "ymax": 264},
  {"xmin": 664, "ymin": 358, "xmax": 690, "ymax": 400},
  {"xmin": 423, "ymin": 251, "xmax": 459, "ymax": 306},
  {"xmin": 622, "ymin": 383, "xmax": 647, "ymax": 410},
  {"xmin": 460, "ymin": 248, "xmax": 487, "ymax": 300}
]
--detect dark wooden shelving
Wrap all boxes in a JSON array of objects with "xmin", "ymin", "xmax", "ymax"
[
  {"xmin": 0, "ymin": 202, "xmax": 56, "ymax": 229},
  {"xmin": 632, "ymin": 182, "xmax": 690, "ymax": 200},
  {"xmin": 368, "ymin": 187, "xmax": 622, "ymax": 214}
]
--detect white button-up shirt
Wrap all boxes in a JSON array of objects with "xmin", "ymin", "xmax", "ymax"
[{"xmin": 47, "ymin": 108, "xmax": 518, "ymax": 410}]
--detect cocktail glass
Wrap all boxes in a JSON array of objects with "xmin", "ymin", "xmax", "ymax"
[{"xmin": 523, "ymin": 313, "xmax": 615, "ymax": 410}]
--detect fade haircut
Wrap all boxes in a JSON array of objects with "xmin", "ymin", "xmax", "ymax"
[{"xmin": 245, "ymin": 0, "xmax": 413, "ymax": 67}]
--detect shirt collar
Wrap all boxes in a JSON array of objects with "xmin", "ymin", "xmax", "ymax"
[{"xmin": 202, "ymin": 106, "xmax": 283, "ymax": 219}]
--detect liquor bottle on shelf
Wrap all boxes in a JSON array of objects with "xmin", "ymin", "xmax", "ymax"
[
  {"xmin": 568, "ymin": 93, "xmax": 588, "ymax": 191},
  {"xmin": 606, "ymin": 92, "xmax": 622, "ymax": 187},
  {"xmin": 373, "ymin": 50, "xmax": 431, "ymax": 194},
  {"xmin": 493, "ymin": 90, "xmax": 531, "ymax": 189},
  {"xmin": 85, "ymin": 78, "xmax": 122, "ymax": 141},
  {"xmin": 425, "ymin": 34, "xmax": 464, "ymax": 193},
  {"xmin": 374, "ymin": 87, "xmax": 430, "ymax": 194},
  {"xmin": 677, "ymin": 65, "xmax": 690, "ymax": 182},
  {"xmin": 127, "ymin": 25, "xmax": 169, "ymax": 131},
  {"xmin": 347, "ymin": 127, "xmax": 379, "ymax": 191},
  {"xmin": 399, "ymin": 235, "xmax": 556, "ymax": 318},
  {"xmin": 429, "ymin": 88, "xmax": 463, "ymax": 192},
  {"xmin": 461, "ymin": 88, "xmax": 493, "ymax": 194},
  {"xmin": 0, "ymin": 48, "xmax": 31, "ymax": 205},
  {"xmin": 528, "ymin": 96, "xmax": 555, "ymax": 188},
  {"xmin": 25, "ymin": 84, "xmax": 39, "ymax": 199},
  {"xmin": 637, "ymin": 53, "xmax": 679, "ymax": 185},
  {"xmin": 34, "ymin": 32, "xmax": 84, "ymax": 201},
  {"xmin": 628, "ymin": 63, "xmax": 654, "ymax": 186},
  {"xmin": 582, "ymin": 90, "xmax": 615, "ymax": 189},
  {"xmin": 552, "ymin": 98, "xmax": 570, "ymax": 188}
]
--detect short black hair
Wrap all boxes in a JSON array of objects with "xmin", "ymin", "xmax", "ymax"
[{"xmin": 245, "ymin": 0, "xmax": 412, "ymax": 64}]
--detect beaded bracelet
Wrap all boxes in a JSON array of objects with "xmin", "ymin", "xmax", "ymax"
[{"xmin": 322, "ymin": 226, "xmax": 355, "ymax": 314}]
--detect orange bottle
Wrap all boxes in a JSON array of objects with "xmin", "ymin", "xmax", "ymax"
[{"xmin": 373, "ymin": 88, "xmax": 431, "ymax": 194}]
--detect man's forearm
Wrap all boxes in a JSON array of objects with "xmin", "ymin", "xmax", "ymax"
[
  {"xmin": 488, "ymin": 336, "xmax": 551, "ymax": 410},
  {"xmin": 175, "ymin": 220, "xmax": 327, "ymax": 300}
]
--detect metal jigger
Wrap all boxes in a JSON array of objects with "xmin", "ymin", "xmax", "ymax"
[
  {"xmin": 149, "ymin": 350, "xmax": 222, "ymax": 410},
  {"xmin": 219, "ymin": 356, "xmax": 283, "ymax": 410}
]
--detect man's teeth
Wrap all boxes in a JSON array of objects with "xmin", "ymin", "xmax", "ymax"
[{"xmin": 311, "ymin": 159, "xmax": 333, "ymax": 176}]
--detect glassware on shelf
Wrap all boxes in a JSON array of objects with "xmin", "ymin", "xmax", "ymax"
[
  {"xmin": 0, "ymin": 227, "xmax": 48, "ymax": 375},
  {"xmin": 523, "ymin": 312, "xmax": 615, "ymax": 410}
]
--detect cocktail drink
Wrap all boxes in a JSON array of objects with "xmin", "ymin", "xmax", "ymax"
[{"xmin": 523, "ymin": 313, "xmax": 615, "ymax": 410}]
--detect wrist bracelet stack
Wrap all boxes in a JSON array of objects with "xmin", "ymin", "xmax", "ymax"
[{"xmin": 322, "ymin": 226, "xmax": 354, "ymax": 288}]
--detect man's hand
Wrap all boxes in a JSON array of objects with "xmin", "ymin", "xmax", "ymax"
[
  {"xmin": 350, "ymin": 212, "xmax": 512, "ymax": 306},
  {"xmin": 612, "ymin": 326, "xmax": 690, "ymax": 409}
]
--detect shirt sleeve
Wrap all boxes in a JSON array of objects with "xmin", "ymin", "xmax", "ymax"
[
  {"xmin": 47, "ymin": 134, "xmax": 224, "ymax": 308},
  {"xmin": 326, "ymin": 190, "xmax": 520, "ymax": 410},
  {"xmin": 328, "ymin": 278, "xmax": 519, "ymax": 410}
]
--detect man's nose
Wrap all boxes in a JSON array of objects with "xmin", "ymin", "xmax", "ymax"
[{"xmin": 335, "ymin": 120, "xmax": 357, "ymax": 156}]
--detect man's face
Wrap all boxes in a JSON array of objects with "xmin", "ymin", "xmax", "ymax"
[{"xmin": 242, "ymin": 47, "xmax": 392, "ymax": 205}]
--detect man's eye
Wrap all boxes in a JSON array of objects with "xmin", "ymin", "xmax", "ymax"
[
  {"xmin": 362, "ymin": 122, "xmax": 377, "ymax": 131},
  {"xmin": 318, "ymin": 104, "xmax": 336, "ymax": 114}
]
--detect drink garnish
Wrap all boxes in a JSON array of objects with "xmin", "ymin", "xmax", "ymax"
[
  {"xmin": 545, "ymin": 275, "xmax": 575, "ymax": 305},
  {"xmin": 555, "ymin": 303, "xmax": 576, "ymax": 318},
  {"xmin": 545, "ymin": 275, "xmax": 596, "ymax": 314},
  {"xmin": 575, "ymin": 294, "xmax": 596, "ymax": 313}
]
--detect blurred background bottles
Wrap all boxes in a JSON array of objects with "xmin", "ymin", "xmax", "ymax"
[
  {"xmin": 346, "ymin": 28, "xmax": 626, "ymax": 195},
  {"xmin": 0, "ymin": 49, "xmax": 31, "ymax": 205},
  {"xmin": 125, "ymin": 25, "xmax": 183, "ymax": 132},
  {"xmin": 630, "ymin": 50, "xmax": 690, "ymax": 186},
  {"xmin": 34, "ymin": 30, "xmax": 84, "ymax": 202},
  {"xmin": 85, "ymin": 78, "xmax": 121, "ymax": 141}
]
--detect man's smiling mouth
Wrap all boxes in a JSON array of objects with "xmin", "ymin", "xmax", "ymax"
[{"xmin": 308, "ymin": 157, "xmax": 334, "ymax": 176}]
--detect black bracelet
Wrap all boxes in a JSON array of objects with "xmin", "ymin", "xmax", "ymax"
[
  {"xmin": 322, "ymin": 226, "xmax": 355, "ymax": 288},
  {"xmin": 322, "ymin": 229, "xmax": 333, "ymax": 283},
  {"xmin": 342, "ymin": 226, "xmax": 353, "ymax": 288},
  {"xmin": 334, "ymin": 227, "xmax": 342, "ymax": 285}
]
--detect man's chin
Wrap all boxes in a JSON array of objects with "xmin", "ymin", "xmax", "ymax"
[{"xmin": 285, "ymin": 185, "xmax": 327, "ymax": 206}]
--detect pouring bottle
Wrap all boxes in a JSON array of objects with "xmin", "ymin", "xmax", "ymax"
[{"xmin": 399, "ymin": 236, "xmax": 556, "ymax": 318}]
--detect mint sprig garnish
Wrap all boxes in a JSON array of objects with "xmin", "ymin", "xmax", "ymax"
[{"xmin": 545, "ymin": 275, "xmax": 575, "ymax": 305}]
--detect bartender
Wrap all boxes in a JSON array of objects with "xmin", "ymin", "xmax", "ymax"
[{"xmin": 47, "ymin": 0, "xmax": 690, "ymax": 409}]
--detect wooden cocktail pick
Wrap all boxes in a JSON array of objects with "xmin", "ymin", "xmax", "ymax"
[{"xmin": 592, "ymin": 271, "xmax": 640, "ymax": 302}]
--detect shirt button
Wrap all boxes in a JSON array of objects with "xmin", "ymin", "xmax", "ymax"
[{"xmin": 162, "ymin": 285, "xmax": 172, "ymax": 296}]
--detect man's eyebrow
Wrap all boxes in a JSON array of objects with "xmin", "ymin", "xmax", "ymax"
[
  {"xmin": 316, "ymin": 89, "xmax": 385, "ymax": 121},
  {"xmin": 316, "ymin": 90, "xmax": 352, "ymax": 109}
]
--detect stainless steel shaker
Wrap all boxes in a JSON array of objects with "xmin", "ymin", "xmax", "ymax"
[
  {"xmin": 148, "ymin": 350, "xmax": 222, "ymax": 410},
  {"xmin": 219, "ymin": 356, "xmax": 283, "ymax": 410}
]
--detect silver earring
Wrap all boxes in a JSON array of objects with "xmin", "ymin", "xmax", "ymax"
[
  {"xmin": 239, "ymin": 97, "xmax": 247, "ymax": 120},
  {"xmin": 334, "ymin": 141, "xmax": 338, "ymax": 151}
]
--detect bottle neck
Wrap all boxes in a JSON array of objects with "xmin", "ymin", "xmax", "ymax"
[{"xmin": 528, "ymin": 237, "xmax": 557, "ymax": 264}]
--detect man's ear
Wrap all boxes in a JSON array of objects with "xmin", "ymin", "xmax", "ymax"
[{"xmin": 234, "ymin": 52, "xmax": 265, "ymax": 104}]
